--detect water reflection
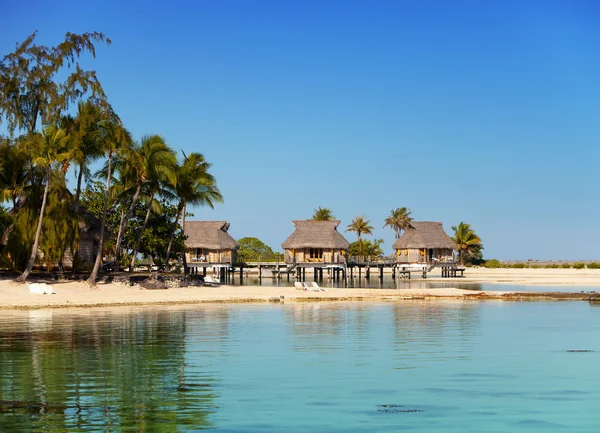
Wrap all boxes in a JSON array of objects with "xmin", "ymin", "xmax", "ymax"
[
  {"xmin": 235, "ymin": 275, "xmax": 485, "ymax": 291},
  {"xmin": 0, "ymin": 309, "xmax": 218, "ymax": 432}
]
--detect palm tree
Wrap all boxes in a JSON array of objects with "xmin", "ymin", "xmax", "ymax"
[
  {"xmin": 61, "ymin": 101, "xmax": 106, "ymax": 203},
  {"xmin": 163, "ymin": 152, "xmax": 223, "ymax": 272},
  {"xmin": 128, "ymin": 141, "xmax": 178, "ymax": 272},
  {"xmin": 111, "ymin": 135, "xmax": 176, "ymax": 268},
  {"xmin": 312, "ymin": 207, "xmax": 335, "ymax": 221},
  {"xmin": 346, "ymin": 215, "xmax": 374, "ymax": 242},
  {"xmin": 87, "ymin": 119, "xmax": 132, "ymax": 285},
  {"xmin": 15, "ymin": 126, "xmax": 69, "ymax": 282},
  {"xmin": 383, "ymin": 207, "xmax": 414, "ymax": 240},
  {"xmin": 451, "ymin": 222, "xmax": 483, "ymax": 265}
]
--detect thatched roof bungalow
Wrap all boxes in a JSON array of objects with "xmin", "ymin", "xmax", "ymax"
[
  {"xmin": 282, "ymin": 220, "xmax": 350, "ymax": 264},
  {"xmin": 393, "ymin": 222, "xmax": 456, "ymax": 264},
  {"xmin": 183, "ymin": 221, "xmax": 239, "ymax": 264}
]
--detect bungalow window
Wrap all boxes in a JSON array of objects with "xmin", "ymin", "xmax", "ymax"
[{"xmin": 309, "ymin": 248, "xmax": 323, "ymax": 259}]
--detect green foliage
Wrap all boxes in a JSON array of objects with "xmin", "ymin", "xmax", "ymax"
[
  {"xmin": 509, "ymin": 263, "xmax": 527, "ymax": 269},
  {"xmin": 312, "ymin": 206, "xmax": 334, "ymax": 221},
  {"xmin": 81, "ymin": 181, "xmax": 184, "ymax": 265},
  {"xmin": 38, "ymin": 171, "xmax": 79, "ymax": 270},
  {"xmin": 545, "ymin": 263, "xmax": 560, "ymax": 268},
  {"xmin": 346, "ymin": 215, "xmax": 374, "ymax": 240},
  {"xmin": 349, "ymin": 238, "xmax": 384, "ymax": 260},
  {"xmin": 572, "ymin": 262, "xmax": 585, "ymax": 269},
  {"xmin": 561, "ymin": 263, "xmax": 572, "ymax": 269},
  {"xmin": 451, "ymin": 222, "xmax": 484, "ymax": 265},
  {"xmin": 0, "ymin": 31, "xmax": 111, "ymax": 135},
  {"xmin": 237, "ymin": 237, "xmax": 282, "ymax": 262},
  {"xmin": 484, "ymin": 259, "xmax": 503, "ymax": 268},
  {"xmin": 586, "ymin": 262, "xmax": 600, "ymax": 269},
  {"xmin": 383, "ymin": 207, "xmax": 413, "ymax": 240}
]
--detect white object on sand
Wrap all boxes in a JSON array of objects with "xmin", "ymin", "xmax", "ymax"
[{"xmin": 28, "ymin": 283, "xmax": 54, "ymax": 294}]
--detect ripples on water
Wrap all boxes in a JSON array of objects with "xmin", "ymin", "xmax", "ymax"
[{"xmin": 0, "ymin": 300, "xmax": 598, "ymax": 432}]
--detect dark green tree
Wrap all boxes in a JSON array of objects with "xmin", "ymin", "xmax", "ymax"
[
  {"xmin": 15, "ymin": 126, "xmax": 69, "ymax": 282},
  {"xmin": 349, "ymin": 238, "xmax": 384, "ymax": 260},
  {"xmin": 451, "ymin": 222, "xmax": 484, "ymax": 265},
  {"xmin": 0, "ymin": 31, "xmax": 111, "ymax": 136},
  {"xmin": 237, "ymin": 237, "xmax": 282, "ymax": 262}
]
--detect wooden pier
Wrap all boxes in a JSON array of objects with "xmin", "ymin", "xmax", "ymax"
[{"xmin": 186, "ymin": 258, "xmax": 466, "ymax": 286}]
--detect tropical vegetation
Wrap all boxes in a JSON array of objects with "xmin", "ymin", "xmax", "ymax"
[
  {"xmin": 451, "ymin": 222, "xmax": 483, "ymax": 265},
  {"xmin": 312, "ymin": 206, "xmax": 335, "ymax": 221},
  {"xmin": 383, "ymin": 207, "xmax": 413, "ymax": 240},
  {"xmin": 0, "ymin": 31, "xmax": 222, "ymax": 283},
  {"xmin": 237, "ymin": 237, "xmax": 284, "ymax": 262}
]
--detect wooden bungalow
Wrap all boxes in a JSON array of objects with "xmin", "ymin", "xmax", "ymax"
[
  {"xmin": 282, "ymin": 220, "xmax": 350, "ymax": 265},
  {"xmin": 393, "ymin": 222, "xmax": 456, "ymax": 264},
  {"xmin": 183, "ymin": 221, "xmax": 239, "ymax": 265}
]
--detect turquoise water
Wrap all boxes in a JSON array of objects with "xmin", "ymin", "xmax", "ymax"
[{"xmin": 0, "ymin": 299, "xmax": 598, "ymax": 432}]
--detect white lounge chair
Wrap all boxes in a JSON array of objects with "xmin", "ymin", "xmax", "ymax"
[
  {"xmin": 28, "ymin": 283, "xmax": 54, "ymax": 294},
  {"xmin": 294, "ymin": 282, "xmax": 305, "ymax": 290},
  {"xmin": 310, "ymin": 281, "xmax": 327, "ymax": 292}
]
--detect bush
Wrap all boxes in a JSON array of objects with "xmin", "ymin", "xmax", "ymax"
[
  {"xmin": 586, "ymin": 262, "xmax": 600, "ymax": 269},
  {"xmin": 561, "ymin": 263, "xmax": 572, "ymax": 269},
  {"xmin": 484, "ymin": 259, "xmax": 503, "ymax": 268},
  {"xmin": 509, "ymin": 263, "xmax": 527, "ymax": 269},
  {"xmin": 545, "ymin": 263, "xmax": 559, "ymax": 269},
  {"xmin": 572, "ymin": 262, "xmax": 585, "ymax": 269}
]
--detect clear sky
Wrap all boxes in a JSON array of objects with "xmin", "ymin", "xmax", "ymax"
[{"xmin": 2, "ymin": 0, "xmax": 599, "ymax": 260}]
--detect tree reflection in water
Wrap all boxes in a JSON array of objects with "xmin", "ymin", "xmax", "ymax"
[{"xmin": 0, "ymin": 308, "xmax": 219, "ymax": 432}]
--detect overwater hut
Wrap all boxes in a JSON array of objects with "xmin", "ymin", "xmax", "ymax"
[
  {"xmin": 393, "ymin": 222, "xmax": 455, "ymax": 264},
  {"xmin": 282, "ymin": 220, "xmax": 350, "ymax": 265},
  {"xmin": 183, "ymin": 221, "xmax": 239, "ymax": 265}
]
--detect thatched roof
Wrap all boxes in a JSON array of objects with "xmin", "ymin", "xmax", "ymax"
[
  {"xmin": 184, "ymin": 221, "xmax": 239, "ymax": 250},
  {"xmin": 282, "ymin": 220, "xmax": 350, "ymax": 250},
  {"xmin": 392, "ymin": 222, "xmax": 456, "ymax": 250}
]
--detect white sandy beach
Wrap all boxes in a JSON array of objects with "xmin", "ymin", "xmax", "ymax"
[{"xmin": 1, "ymin": 267, "xmax": 599, "ymax": 309}]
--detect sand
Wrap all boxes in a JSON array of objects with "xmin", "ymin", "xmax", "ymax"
[{"xmin": 1, "ymin": 267, "xmax": 599, "ymax": 310}]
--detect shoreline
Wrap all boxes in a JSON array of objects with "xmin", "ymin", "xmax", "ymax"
[{"xmin": 1, "ymin": 267, "xmax": 599, "ymax": 310}]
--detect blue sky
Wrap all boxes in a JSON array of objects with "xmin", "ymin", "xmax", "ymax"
[{"xmin": 2, "ymin": 0, "xmax": 599, "ymax": 260}]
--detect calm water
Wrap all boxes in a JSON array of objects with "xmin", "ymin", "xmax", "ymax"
[
  {"xmin": 238, "ymin": 274, "xmax": 600, "ymax": 293},
  {"xmin": 0, "ymin": 298, "xmax": 599, "ymax": 432}
]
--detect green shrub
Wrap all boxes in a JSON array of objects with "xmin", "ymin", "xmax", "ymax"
[
  {"xmin": 572, "ymin": 262, "xmax": 585, "ymax": 269},
  {"xmin": 545, "ymin": 263, "xmax": 559, "ymax": 269},
  {"xmin": 561, "ymin": 263, "xmax": 572, "ymax": 269},
  {"xmin": 509, "ymin": 263, "xmax": 527, "ymax": 269},
  {"xmin": 586, "ymin": 262, "xmax": 600, "ymax": 269},
  {"xmin": 484, "ymin": 259, "xmax": 503, "ymax": 268}
]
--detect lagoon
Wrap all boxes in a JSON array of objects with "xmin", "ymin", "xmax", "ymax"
[{"xmin": 0, "ymin": 297, "xmax": 598, "ymax": 432}]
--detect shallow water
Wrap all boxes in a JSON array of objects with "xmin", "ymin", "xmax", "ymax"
[
  {"xmin": 0, "ymin": 300, "xmax": 598, "ymax": 432},
  {"xmin": 237, "ymin": 274, "xmax": 600, "ymax": 293}
]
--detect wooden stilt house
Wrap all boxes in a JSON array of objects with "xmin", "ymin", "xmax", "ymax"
[
  {"xmin": 393, "ymin": 222, "xmax": 455, "ymax": 264},
  {"xmin": 183, "ymin": 221, "xmax": 239, "ymax": 265},
  {"xmin": 282, "ymin": 220, "xmax": 350, "ymax": 265}
]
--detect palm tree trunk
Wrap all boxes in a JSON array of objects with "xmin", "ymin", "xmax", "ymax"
[
  {"xmin": 75, "ymin": 164, "xmax": 84, "ymax": 203},
  {"xmin": 114, "ymin": 183, "xmax": 142, "ymax": 266},
  {"xmin": 15, "ymin": 167, "xmax": 51, "ymax": 282},
  {"xmin": 129, "ymin": 192, "xmax": 155, "ymax": 272},
  {"xmin": 182, "ymin": 203, "xmax": 189, "ymax": 274},
  {"xmin": 87, "ymin": 156, "xmax": 113, "ymax": 285},
  {"xmin": 164, "ymin": 200, "xmax": 184, "ymax": 272}
]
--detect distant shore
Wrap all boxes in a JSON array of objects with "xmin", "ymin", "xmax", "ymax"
[{"xmin": 0, "ymin": 267, "xmax": 598, "ymax": 310}]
